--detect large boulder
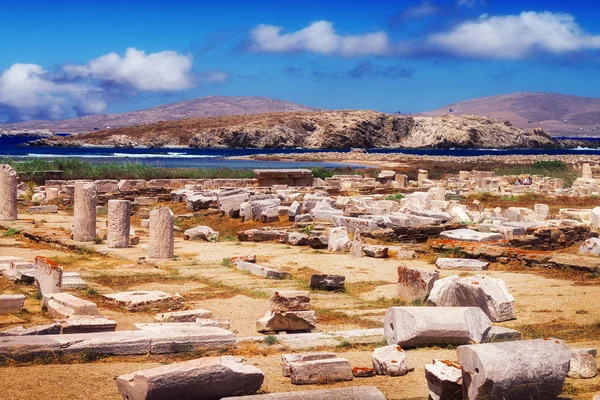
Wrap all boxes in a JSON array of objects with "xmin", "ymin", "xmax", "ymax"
[
  {"xmin": 115, "ymin": 356, "xmax": 264, "ymax": 400},
  {"xmin": 384, "ymin": 306, "xmax": 491, "ymax": 348},
  {"xmin": 457, "ymin": 339, "xmax": 571, "ymax": 400}
]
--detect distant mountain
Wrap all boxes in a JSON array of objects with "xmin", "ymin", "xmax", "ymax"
[
  {"xmin": 0, "ymin": 96, "xmax": 318, "ymax": 134},
  {"xmin": 422, "ymin": 92, "xmax": 600, "ymax": 137}
]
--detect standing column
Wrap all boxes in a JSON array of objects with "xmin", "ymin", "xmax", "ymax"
[
  {"xmin": 149, "ymin": 207, "xmax": 174, "ymax": 259},
  {"xmin": 73, "ymin": 182, "xmax": 97, "ymax": 242},
  {"xmin": 0, "ymin": 165, "xmax": 18, "ymax": 221},
  {"xmin": 417, "ymin": 169, "xmax": 429, "ymax": 187},
  {"xmin": 107, "ymin": 200, "xmax": 131, "ymax": 248}
]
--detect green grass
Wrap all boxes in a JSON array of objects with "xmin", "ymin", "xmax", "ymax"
[
  {"xmin": 3, "ymin": 228, "xmax": 20, "ymax": 237},
  {"xmin": 493, "ymin": 160, "xmax": 577, "ymax": 187},
  {"xmin": 384, "ymin": 193, "xmax": 405, "ymax": 202}
]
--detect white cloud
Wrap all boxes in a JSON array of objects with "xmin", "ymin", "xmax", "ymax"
[
  {"xmin": 248, "ymin": 21, "xmax": 391, "ymax": 57},
  {"xmin": 402, "ymin": 1, "xmax": 442, "ymax": 20},
  {"xmin": 457, "ymin": 0, "xmax": 480, "ymax": 7},
  {"xmin": 199, "ymin": 70, "xmax": 231, "ymax": 84},
  {"xmin": 428, "ymin": 11, "xmax": 600, "ymax": 59},
  {"xmin": 63, "ymin": 48, "xmax": 195, "ymax": 91}
]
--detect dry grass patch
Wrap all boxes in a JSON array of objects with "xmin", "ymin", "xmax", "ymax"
[
  {"xmin": 518, "ymin": 319, "xmax": 600, "ymax": 342},
  {"xmin": 314, "ymin": 307, "xmax": 381, "ymax": 329},
  {"xmin": 87, "ymin": 273, "xmax": 183, "ymax": 290}
]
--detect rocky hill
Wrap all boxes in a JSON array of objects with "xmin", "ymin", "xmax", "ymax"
[
  {"xmin": 422, "ymin": 92, "xmax": 600, "ymax": 137},
  {"xmin": 33, "ymin": 111, "xmax": 556, "ymax": 149},
  {"xmin": 0, "ymin": 96, "xmax": 317, "ymax": 133}
]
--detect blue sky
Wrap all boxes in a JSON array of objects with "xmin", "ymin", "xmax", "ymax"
[{"xmin": 1, "ymin": 0, "xmax": 600, "ymax": 122}]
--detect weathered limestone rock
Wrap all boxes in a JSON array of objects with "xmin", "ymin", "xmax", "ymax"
[
  {"xmin": 218, "ymin": 189, "xmax": 250, "ymax": 217},
  {"xmin": 568, "ymin": 348, "xmax": 597, "ymax": 379},
  {"xmin": 155, "ymin": 309, "xmax": 213, "ymax": 323},
  {"xmin": 73, "ymin": 182, "xmax": 97, "ymax": 242},
  {"xmin": 0, "ymin": 256, "xmax": 25, "ymax": 274},
  {"xmin": 425, "ymin": 360, "xmax": 463, "ymax": 400},
  {"xmin": 107, "ymin": 200, "xmax": 131, "ymax": 248},
  {"xmin": 34, "ymin": 256, "xmax": 63, "ymax": 296},
  {"xmin": 115, "ymin": 356, "xmax": 264, "ymax": 400},
  {"xmin": 384, "ymin": 306, "xmax": 491, "ymax": 347},
  {"xmin": 363, "ymin": 245, "xmax": 389, "ymax": 258},
  {"xmin": 4, "ymin": 261, "xmax": 35, "ymax": 283},
  {"xmin": 183, "ymin": 226, "xmax": 218, "ymax": 241},
  {"xmin": 288, "ymin": 357, "xmax": 353, "ymax": 385},
  {"xmin": 149, "ymin": 207, "xmax": 174, "ymax": 259},
  {"xmin": 307, "ymin": 233, "xmax": 328, "ymax": 249},
  {"xmin": 0, "ymin": 323, "xmax": 61, "ymax": 336},
  {"xmin": 418, "ymin": 169, "xmax": 429, "ymax": 187},
  {"xmin": 59, "ymin": 315, "xmax": 118, "ymax": 334},
  {"xmin": 257, "ymin": 311, "xmax": 317, "ymax": 332},
  {"xmin": 457, "ymin": 338, "xmax": 572, "ymax": 400},
  {"xmin": 294, "ymin": 214, "xmax": 313, "ymax": 223},
  {"xmin": 224, "ymin": 386, "xmax": 386, "ymax": 400},
  {"xmin": 236, "ymin": 261, "xmax": 291, "ymax": 279},
  {"xmin": 43, "ymin": 293, "xmax": 100, "ymax": 319},
  {"xmin": 428, "ymin": 275, "xmax": 516, "ymax": 322},
  {"xmin": 331, "ymin": 215, "xmax": 378, "ymax": 231},
  {"xmin": 186, "ymin": 194, "xmax": 214, "ymax": 211},
  {"xmin": 397, "ymin": 266, "xmax": 439, "ymax": 302},
  {"xmin": 288, "ymin": 201, "xmax": 301, "ymax": 221},
  {"xmin": 270, "ymin": 291, "xmax": 310, "ymax": 312},
  {"xmin": 195, "ymin": 318, "xmax": 230, "ymax": 330},
  {"xmin": 350, "ymin": 229, "xmax": 362, "ymax": 258},
  {"xmin": 579, "ymin": 238, "xmax": 600, "ymax": 257},
  {"xmin": 103, "ymin": 291, "xmax": 183, "ymax": 311},
  {"xmin": 25, "ymin": 205, "xmax": 58, "ymax": 213},
  {"xmin": 0, "ymin": 294, "xmax": 25, "ymax": 314},
  {"xmin": 62, "ymin": 271, "xmax": 87, "ymax": 290},
  {"xmin": 371, "ymin": 345, "xmax": 408, "ymax": 376},
  {"xmin": 0, "ymin": 165, "xmax": 17, "ymax": 221},
  {"xmin": 309, "ymin": 274, "xmax": 345, "ymax": 291},
  {"xmin": 435, "ymin": 258, "xmax": 489, "ymax": 271},
  {"xmin": 281, "ymin": 352, "xmax": 337, "ymax": 377},
  {"xmin": 483, "ymin": 326, "xmax": 522, "ymax": 343},
  {"xmin": 133, "ymin": 196, "xmax": 158, "ymax": 206},
  {"xmin": 288, "ymin": 232, "xmax": 308, "ymax": 246},
  {"xmin": 591, "ymin": 206, "xmax": 600, "ymax": 228},
  {"xmin": 327, "ymin": 227, "xmax": 350, "ymax": 252}
]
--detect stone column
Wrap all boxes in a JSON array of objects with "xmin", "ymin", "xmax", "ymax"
[
  {"xmin": 149, "ymin": 207, "xmax": 174, "ymax": 259},
  {"xmin": 417, "ymin": 169, "xmax": 429, "ymax": 187},
  {"xmin": 0, "ymin": 165, "xmax": 18, "ymax": 221},
  {"xmin": 73, "ymin": 182, "xmax": 97, "ymax": 242},
  {"xmin": 107, "ymin": 200, "xmax": 131, "ymax": 248}
]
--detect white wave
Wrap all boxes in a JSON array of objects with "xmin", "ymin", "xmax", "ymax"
[
  {"xmin": 572, "ymin": 146, "xmax": 599, "ymax": 151},
  {"xmin": 24, "ymin": 153, "xmax": 218, "ymax": 159}
]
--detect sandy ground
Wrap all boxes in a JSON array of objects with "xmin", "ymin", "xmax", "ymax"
[{"xmin": 1, "ymin": 211, "xmax": 600, "ymax": 399}]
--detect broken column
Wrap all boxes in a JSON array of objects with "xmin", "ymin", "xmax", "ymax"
[
  {"xmin": 115, "ymin": 356, "xmax": 265, "ymax": 400},
  {"xmin": 418, "ymin": 169, "xmax": 429, "ymax": 186},
  {"xmin": 372, "ymin": 345, "xmax": 408, "ymax": 376},
  {"xmin": 73, "ymin": 182, "xmax": 97, "ymax": 242},
  {"xmin": 384, "ymin": 306, "xmax": 491, "ymax": 348},
  {"xmin": 257, "ymin": 290, "xmax": 317, "ymax": 333},
  {"xmin": 0, "ymin": 164, "xmax": 18, "ymax": 221},
  {"xmin": 288, "ymin": 357, "xmax": 353, "ymax": 385},
  {"xmin": 149, "ymin": 207, "xmax": 174, "ymax": 259},
  {"xmin": 457, "ymin": 338, "xmax": 572, "ymax": 400},
  {"xmin": 425, "ymin": 360, "xmax": 463, "ymax": 400},
  {"xmin": 350, "ymin": 229, "xmax": 362, "ymax": 258},
  {"xmin": 107, "ymin": 200, "xmax": 131, "ymax": 248}
]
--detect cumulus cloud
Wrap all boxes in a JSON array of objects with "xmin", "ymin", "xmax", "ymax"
[
  {"xmin": 63, "ymin": 48, "xmax": 195, "ymax": 91},
  {"xmin": 428, "ymin": 11, "xmax": 600, "ymax": 59},
  {"xmin": 248, "ymin": 21, "xmax": 391, "ymax": 57},
  {"xmin": 0, "ymin": 48, "xmax": 229, "ymax": 122},
  {"xmin": 400, "ymin": 1, "xmax": 442, "ymax": 21}
]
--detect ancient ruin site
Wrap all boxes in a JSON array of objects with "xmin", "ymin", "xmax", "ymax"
[{"xmin": 0, "ymin": 157, "xmax": 599, "ymax": 400}]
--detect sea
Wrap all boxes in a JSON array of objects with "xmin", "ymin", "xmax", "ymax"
[{"xmin": 3, "ymin": 136, "xmax": 600, "ymax": 169}]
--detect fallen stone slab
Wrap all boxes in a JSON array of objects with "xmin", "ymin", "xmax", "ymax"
[
  {"xmin": 0, "ymin": 294, "xmax": 25, "ymax": 314},
  {"xmin": 435, "ymin": 258, "xmax": 489, "ymax": 271},
  {"xmin": 372, "ymin": 344, "xmax": 408, "ymax": 376},
  {"xmin": 0, "ymin": 256, "xmax": 25, "ymax": 274},
  {"xmin": 483, "ymin": 326, "xmax": 522, "ymax": 343},
  {"xmin": 363, "ymin": 245, "xmax": 389, "ymax": 258},
  {"xmin": 239, "ymin": 328, "xmax": 384, "ymax": 350},
  {"xmin": 43, "ymin": 293, "xmax": 101, "ymax": 319},
  {"xmin": 270, "ymin": 291, "xmax": 310, "ymax": 312},
  {"xmin": 307, "ymin": 233, "xmax": 328, "ymax": 249},
  {"xmin": 116, "ymin": 356, "xmax": 264, "ymax": 400},
  {"xmin": 428, "ymin": 275, "xmax": 516, "ymax": 322},
  {"xmin": 133, "ymin": 196, "xmax": 158, "ymax": 206},
  {"xmin": 256, "ymin": 311, "xmax": 317, "ymax": 333},
  {"xmin": 102, "ymin": 291, "xmax": 184, "ymax": 311},
  {"xmin": 61, "ymin": 272, "xmax": 87, "ymax": 290},
  {"xmin": 288, "ymin": 232, "xmax": 308, "ymax": 246},
  {"xmin": 155, "ymin": 309, "xmax": 213, "ymax": 323},
  {"xmin": 0, "ymin": 323, "xmax": 61, "ymax": 336},
  {"xmin": 25, "ymin": 205, "xmax": 58, "ymax": 213},
  {"xmin": 281, "ymin": 352, "xmax": 337, "ymax": 377},
  {"xmin": 4, "ymin": 261, "xmax": 35, "ymax": 283},
  {"xmin": 223, "ymin": 386, "xmax": 386, "ymax": 400},
  {"xmin": 195, "ymin": 318, "xmax": 231, "ymax": 330},
  {"xmin": 384, "ymin": 306, "xmax": 491, "ymax": 348},
  {"xmin": 236, "ymin": 261, "xmax": 291, "ymax": 280},
  {"xmin": 457, "ymin": 338, "xmax": 571, "ymax": 400},
  {"xmin": 440, "ymin": 229, "xmax": 504, "ymax": 243},
  {"xmin": 289, "ymin": 357, "xmax": 353, "ymax": 385},
  {"xmin": 568, "ymin": 348, "xmax": 597, "ymax": 379},
  {"xmin": 59, "ymin": 315, "xmax": 117, "ymax": 334},
  {"xmin": 309, "ymin": 274, "xmax": 345, "ymax": 291},
  {"xmin": 397, "ymin": 266, "xmax": 439, "ymax": 302},
  {"xmin": 238, "ymin": 229, "xmax": 288, "ymax": 243},
  {"xmin": 424, "ymin": 360, "xmax": 463, "ymax": 400},
  {"xmin": 331, "ymin": 215, "xmax": 379, "ymax": 231},
  {"xmin": 33, "ymin": 256, "xmax": 63, "ymax": 296}
]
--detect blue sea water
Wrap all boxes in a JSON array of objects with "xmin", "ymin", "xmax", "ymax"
[{"xmin": 2, "ymin": 136, "xmax": 600, "ymax": 169}]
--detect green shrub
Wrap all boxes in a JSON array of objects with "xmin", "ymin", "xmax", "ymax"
[
  {"xmin": 384, "ymin": 193, "xmax": 405, "ymax": 202},
  {"xmin": 4, "ymin": 228, "xmax": 20, "ymax": 237}
]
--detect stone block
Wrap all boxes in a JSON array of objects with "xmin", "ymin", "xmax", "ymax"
[
  {"xmin": 223, "ymin": 386, "xmax": 386, "ymax": 400},
  {"xmin": 235, "ymin": 261, "xmax": 291, "ymax": 279},
  {"xmin": 102, "ymin": 291, "xmax": 183, "ymax": 311},
  {"xmin": 43, "ymin": 293, "xmax": 100, "ymax": 319},
  {"xmin": 270, "ymin": 291, "xmax": 310, "ymax": 312},
  {"xmin": 363, "ymin": 245, "xmax": 388, "ymax": 258},
  {"xmin": 440, "ymin": 229, "xmax": 504, "ymax": 242},
  {"xmin": 309, "ymin": 274, "xmax": 345, "ymax": 291},
  {"xmin": 281, "ymin": 352, "xmax": 337, "ymax": 377},
  {"xmin": 568, "ymin": 348, "xmax": 597, "ymax": 379},
  {"xmin": 327, "ymin": 227, "xmax": 349, "ymax": 252},
  {"xmin": 59, "ymin": 315, "xmax": 117, "ymax": 334},
  {"xmin": 257, "ymin": 311, "xmax": 316, "ymax": 333},
  {"xmin": 288, "ymin": 232, "xmax": 308, "ymax": 246},
  {"xmin": 397, "ymin": 266, "xmax": 439, "ymax": 302},
  {"xmin": 0, "ymin": 294, "xmax": 25, "ymax": 314},
  {"xmin": 371, "ymin": 345, "xmax": 408, "ymax": 376},
  {"xmin": 154, "ymin": 309, "xmax": 213, "ymax": 323},
  {"xmin": 288, "ymin": 357, "xmax": 353, "ymax": 385},
  {"xmin": 483, "ymin": 326, "xmax": 522, "ymax": 343},
  {"xmin": 183, "ymin": 226, "xmax": 218, "ymax": 241},
  {"xmin": 34, "ymin": 256, "xmax": 63, "ymax": 296},
  {"xmin": 435, "ymin": 258, "xmax": 489, "ymax": 271},
  {"xmin": 425, "ymin": 360, "xmax": 463, "ymax": 400}
]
